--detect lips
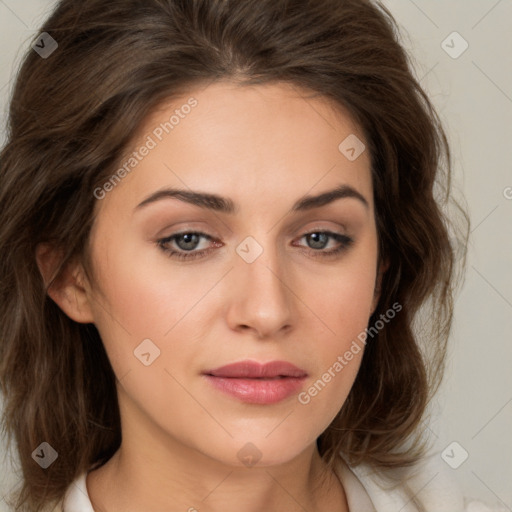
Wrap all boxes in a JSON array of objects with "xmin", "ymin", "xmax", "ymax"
[
  {"xmin": 204, "ymin": 360, "xmax": 308, "ymax": 379},
  {"xmin": 203, "ymin": 360, "xmax": 308, "ymax": 404}
]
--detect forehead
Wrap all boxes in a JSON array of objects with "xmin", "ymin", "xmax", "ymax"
[{"xmin": 96, "ymin": 80, "xmax": 373, "ymax": 217}]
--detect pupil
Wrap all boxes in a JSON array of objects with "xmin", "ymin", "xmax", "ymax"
[
  {"xmin": 309, "ymin": 233, "xmax": 327, "ymax": 249},
  {"xmin": 178, "ymin": 233, "xmax": 199, "ymax": 250}
]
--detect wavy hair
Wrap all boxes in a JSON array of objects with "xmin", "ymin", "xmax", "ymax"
[{"xmin": 0, "ymin": 0, "xmax": 469, "ymax": 510}]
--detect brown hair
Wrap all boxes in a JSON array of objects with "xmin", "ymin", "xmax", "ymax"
[{"xmin": 0, "ymin": 0, "xmax": 469, "ymax": 510}]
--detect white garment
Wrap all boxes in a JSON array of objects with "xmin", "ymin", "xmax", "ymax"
[{"xmin": 59, "ymin": 452, "xmax": 506, "ymax": 512}]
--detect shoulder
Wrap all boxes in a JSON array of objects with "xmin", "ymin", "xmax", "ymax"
[{"xmin": 340, "ymin": 451, "xmax": 508, "ymax": 512}]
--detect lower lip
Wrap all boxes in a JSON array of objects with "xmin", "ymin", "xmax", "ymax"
[{"xmin": 204, "ymin": 375, "xmax": 306, "ymax": 404}]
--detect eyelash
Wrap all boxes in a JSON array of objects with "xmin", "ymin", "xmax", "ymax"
[{"xmin": 156, "ymin": 230, "xmax": 354, "ymax": 261}]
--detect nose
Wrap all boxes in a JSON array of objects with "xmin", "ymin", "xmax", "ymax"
[{"xmin": 225, "ymin": 242, "xmax": 294, "ymax": 339}]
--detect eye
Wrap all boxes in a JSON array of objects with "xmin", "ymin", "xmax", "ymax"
[
  {"xmin": 156, "ymin": 230, "xmax": 354, "ymax": 261},
  {"xmin": 157, "ymin": 231, "xmax": 221, "ymax": 261},
  {"xmin": 294, "ymin": 231, "xmax": 354, "ymax": 258}
]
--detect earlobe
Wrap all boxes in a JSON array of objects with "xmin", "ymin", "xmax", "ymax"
[{"xmin": 35, "ymin": 243, "xmax": 95, "ymax": 324}]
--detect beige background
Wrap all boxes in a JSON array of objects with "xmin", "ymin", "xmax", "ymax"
[{"xmin": 1, "ymin": 0, "xmax": 511, "ymax": 509}]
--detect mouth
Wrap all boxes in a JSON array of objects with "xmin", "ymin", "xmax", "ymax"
[{"xmin": 202, "ymin": 360, "xmax": 308, "ymax": 404}]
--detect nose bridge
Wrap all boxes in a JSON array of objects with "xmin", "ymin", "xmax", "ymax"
[{"xmin": 228, "ymin": 234, "xmax": 293, "ymax": 336}]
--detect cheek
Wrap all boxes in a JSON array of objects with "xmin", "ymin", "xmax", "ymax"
[
  {"xmin": 316, "ymin": 270, "xmax": 375, "ymax": 322},
  {"xmin": 293, "ymin": 292, "xmax": 371, "ymax": 436},
  {"xmin": 315, "ymin": 274, "xmax": 372, "ymax": 363},
  {"xmin": 303, "ymin": 255, "xmax": 377, "ymax": 349},
  {"xmin": 89, "ymin": 231, "xmax": 210, "ymax": 335},
  {"xmin": 85, "ymin": 232, "xmax": 213, "ymax": 386},
  {"xmin": 294, "ymin": 250, "xmax": 377, "ymax": 409}
]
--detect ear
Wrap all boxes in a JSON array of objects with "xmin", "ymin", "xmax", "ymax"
[
  {"xmin": 35, "ymin": 243, "xmax": 95, "ymax": 324},
  {"xmin": 371, "ymin": 257, "xmax": 390, "ymax": 315}
]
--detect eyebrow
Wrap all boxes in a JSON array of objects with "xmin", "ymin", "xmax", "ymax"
[{"xmin": 135, "ymin": 184, "xmax": 369, "ymax": 213}]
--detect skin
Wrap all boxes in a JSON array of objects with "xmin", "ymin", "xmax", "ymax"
[{"xmin": 38, "ymin": 80, "xmax": 386, "ymax": 512}]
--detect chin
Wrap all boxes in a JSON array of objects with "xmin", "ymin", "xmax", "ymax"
[{"xmin": 199, "ymin": 433, "xmax": 316, "ymax": 470}]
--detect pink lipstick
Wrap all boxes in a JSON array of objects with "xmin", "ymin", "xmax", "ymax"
[{"xmin": 203, "ymin": 360, "xmax": 308, "ymax": 404}]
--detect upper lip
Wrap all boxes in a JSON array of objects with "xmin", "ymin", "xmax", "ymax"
[{"xmin": 203, "ymin": 360, "xmax": 308, "ymax": 378}]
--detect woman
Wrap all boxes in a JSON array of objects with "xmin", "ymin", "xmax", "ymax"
[{"xmin": 0, "ymin": 0, "xmax": 499, "ymax": 510}]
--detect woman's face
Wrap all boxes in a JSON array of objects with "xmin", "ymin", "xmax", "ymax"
[{"xmin": 83, "ymin": 80, "xmax": 380, "ymax": 468}]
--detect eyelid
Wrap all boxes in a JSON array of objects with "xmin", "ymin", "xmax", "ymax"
[
  {"xmin": 157, "ymin": 225, "xmax": 349, "ymax": 245},
  {"xmin": 156, "ymin": 228, "xmax": 353, "ymax": 261}
]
